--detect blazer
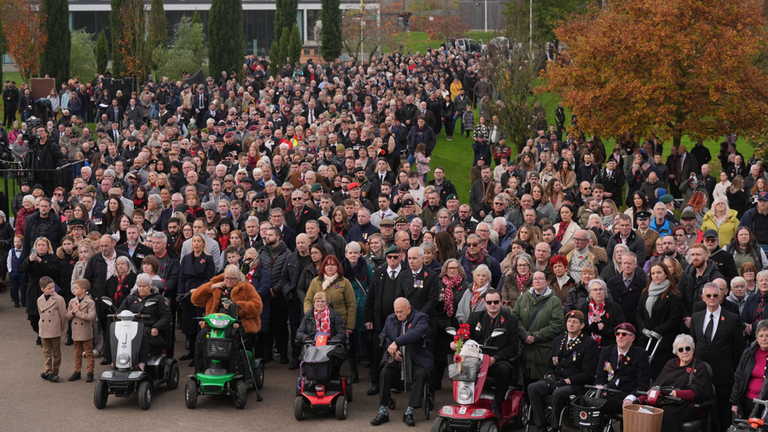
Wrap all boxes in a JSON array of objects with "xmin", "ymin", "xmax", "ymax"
[
  {"xmin": 116, "ymin": 242, "xmax": 153, "ymax": 273},
  {"xmin": 595, "ymin": 344, "xmax": 651, "ymax": 397},
  {"xmin": 544, "ymin": 333, "xmax": 599, "ymax": 386},
  {"xmin": 66, "ymin": 295, "xmax": 96, "ymax": 341},
  {"xmin": 606, "ymin": 271, "xmax": 647, "ymax": 328},
  {"xmin": 396, "ymin": 266, "xmax": 440, "ymax": 318},
  {"xmin": 636, "ymin": 291, "xmax": 683, "ymax": 376},
  {"xmin": 690, "ymin": 308, "xmax": 746, "ymax": 385},
  {"xmin": 467, "ymin": 308, "xmax": 520, "ymax": 364},
  {"xmin": 283, "ymin": 205, "xmax": 319, "ymax": 234},
  {"xmin": 37, "ymin": 292, "xmax": 68, "ymax": 339}
]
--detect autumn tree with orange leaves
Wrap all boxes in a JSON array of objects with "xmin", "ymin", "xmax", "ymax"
[
  {"xmin": 342, "ymin": 1, "xmax": 405, "ymax": 58},
  {"xmin": 541, "ymin": 0, "xmax": 768, "ymax": 146},
  {"xmin": 115, "ymin": 0, "xmax": 156, "ymax": 84},
  {"xmin": 2, "ymin": 0, "xmax": 47, "ymax": 83}
]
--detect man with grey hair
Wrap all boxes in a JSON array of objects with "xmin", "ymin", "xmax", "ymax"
[
  {"xmin": 606, "ymin": 251, "xmax": 647, "ymax": 328},
  {"xmin": 493, "ymin": 216, "xmax": 518, "ymax": 253},
  {"xmin": 284, "ymin": 189, "xmax": 319, "ymax": 233},
  {"xmin": 396, "ymin": 247, "xmax": 439, "ymax": 320},
  {"xmin": 347, "ymin": 207, "xmax": 380, "ymax": 244},
  {"xmin": 475, "ymin": 221, "xmax": 504, "ymax": 262},
  {"xmin": 153, "ymin": 192, "xmax": 185, "ymax": 232}
]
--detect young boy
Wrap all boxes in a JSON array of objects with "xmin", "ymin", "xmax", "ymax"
[
  {"xmin": 224, "ymin": 247, "xmax": 241, "ymax": 268},
  {"xmin": 7, "ymin": 235, "xmax": 26, "ymax": 308},
  {"xmin": 66, "ymin": 279, "xmax": 96, "ymax": 382},
  {"xmin": 37, "ymin": 276, "xmax": 67, "ymax": 382}
]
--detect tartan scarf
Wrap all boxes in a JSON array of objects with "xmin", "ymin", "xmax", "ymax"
[
  {"xmin": 441, "ymin": 274, "xmax": 463, "ymax": 317},
  {"xmin": 588, "ymin": 299, "xmax": 606, "ymax": 346},
  {"xmin": 515, "ymin": 272, "xmax": 531, "ymax": 292},
  {"xmin": 556, "ymin": 220, "xmax": 569, "ymax": 242}
]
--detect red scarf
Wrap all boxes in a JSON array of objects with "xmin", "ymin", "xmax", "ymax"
[
  {"xmin": 219, "ymin": 234, "xmax": 230, "ymax": 250},
  {"xmin": 556, "ymin": 220, "xmax": 569, "ymax": 242},
  {"xmin": 515, "ymin": 272, "xmax": 531, "ymax": 292},
  {"xmin": 441, "ymin": 274, "xmax": 463, "ymax": 317},
  {"xmin": 114, "ymin": 275, "xmax": 128, "ymax": 301},
  {"xmin": 471, "ymin": 284, "xmax": 487, "ymax": 311},
  {"xmin": 314, "ymin": 307, "xmax": 331, "ymax": 335},
  {"xmin": 588, "ymin": 299, "xmax": 606, "ymax": 346},
  {"xmin": 465, "ymin": 248, "xmax": 486, "ymax": 267}
]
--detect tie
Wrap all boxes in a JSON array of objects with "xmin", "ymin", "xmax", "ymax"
[
  {"xmin": 705, "ymin": 313, "xmax": 714, "ymax": 341},
  {"xmin": 618, "ymin": 353, "xmax": 624, "ymax": 367},
  {"xmin": 390, "ymin": 270, "xmax": 396, "ymax": 280},
  {"xmin": 624, "ymin": 278, "xmax": 630, "ymax": 287}
]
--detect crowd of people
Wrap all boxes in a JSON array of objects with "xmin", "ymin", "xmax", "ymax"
[{"xmin": 2, "ymin": 42, "xmax": 768, "ymax": 430}]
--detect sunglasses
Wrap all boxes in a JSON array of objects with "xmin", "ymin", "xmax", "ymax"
[
  {"xmin": 485, "ymin": 300, "xmax": 501, "ymax": 305},
  {"xmin": 704, "ymin": 293, "xmax": 719, "ymax": 298},
  {"xmin": 677, "ymin": 346, "xmax": 692, "ymax": 353},
  {"xmin": 291, "ymin": 197, "xmax": 303, "ymax": 201},
  {"xmin": 467, "ymin": 243, "xmax": 480, "ymax": 247},
  {"xmin": 615, "ymin": 332, "xmax": 632, "ymax": 337},
  {"xmin": 386, "ymin": 255, "xmax": 399, "ymax": 259}
]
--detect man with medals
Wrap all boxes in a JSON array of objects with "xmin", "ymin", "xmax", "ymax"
[
  {"xmin": 594, "ymin": 322, "xmax": 651, "ymax": 415},
  {"xmin": 527, "ymin": 310, "xmax": 599, "ymax": 432}
]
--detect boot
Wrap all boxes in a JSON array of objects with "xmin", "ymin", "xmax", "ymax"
[{"xmin": 349, "ymin": 357, "xmax": 359, "ymax": 383}]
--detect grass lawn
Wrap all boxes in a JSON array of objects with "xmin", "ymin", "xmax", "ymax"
[{"xmin": 383, "ymin": 31, "xmax": 497, "ymax": 54}]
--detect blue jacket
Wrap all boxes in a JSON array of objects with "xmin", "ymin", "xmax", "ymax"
[
  {"xmin": 379, "ymin": 308, "xmax": 434, "ymax": 372},
  {"xmin": 346, "ymin": 222, "xmax": 381, "ymax": 244}
]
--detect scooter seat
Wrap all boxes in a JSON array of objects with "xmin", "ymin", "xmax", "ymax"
[{"xmin": 204, "ymin": 368, "xmax": 230, "ymax": 376}]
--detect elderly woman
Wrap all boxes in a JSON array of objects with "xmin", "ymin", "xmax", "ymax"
[
  {"xmin": 341, "ymin": 241, "xmax": 373, "ymax": 383},
  {"xmin": 579, "ymin": 279, "xmax": 624, "ymax": 348},
  {"xmin": 499, "ymin": 253, "xmax": 534, "ymax": 310},
  {"xmin": 742, "ymin": 270, "xmax": 768, "ymax": 337},
  {"xmin": 456, "ymin": 264, "xmax": 492, "ymax": 323},
  {"xmin": 434, "ymin": 258, "xmax": 471, "ymax": 387},
  {"xmin": 564, "ymin": 263, "xmax": 600, "ymax": 313},
  {"xmin": 303, "ymin": 255, "xmax": 357, "ymax": 334},
  {"xmin": 636, "ymin": 260, "xmax": 684, "ymax": 378},
  {"xmin": 513, "ymin": 271, "xmax": 564, "ymax": 387},
  {"xmin": 116, "ymin": 273, "xmax": 172, "ymax": 370},
  {"xmin": 296, "ymin": 291, "xmax": 346, "ymax": 345},
  {"xmin": 191, "ymin": 264, "xmax": 264, "ymax": 374},
  {"xmin": 732, "ymin": 320, "xmax": 768, "ymax": 419},
  {"xmin": 105, "ymin": 256, "xmax": 137, "ymax": 309},
  {"xmin": 549, "ymin": 254, "xmax": 576, "ymax": 307},
  {"xmin": 637, "ymin": 334, "xmax": 713, "ymax": 432},
  {"xmin": 728, "ymin": 277, "xmax": 751, "ymax": 316},
  {"xmin": 600, "ymin": 243, "xmax": 629, "ymax": 281},
  {"xmin": 145, "ymin": 194, "xmax": 163, "ymax": 226}
]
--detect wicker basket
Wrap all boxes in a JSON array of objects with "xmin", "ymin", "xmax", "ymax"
[{"xmin": 623, "ymin": 404, "xmax": 664, "ymax": 432}]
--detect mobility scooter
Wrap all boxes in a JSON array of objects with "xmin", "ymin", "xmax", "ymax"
[
  {"xmin": 432, "ymin": 327, "xmax": 526, "ymax": 432},
  {"xmin": 94, "ymin": 298, "xmax": 179, "ymax": 410},
  {"xmin": 294, "ymin": 333, "xmax": 352, "ymax": 420},
  {"xmin": 184, "ymin": 311, "xmax": 264, "ymax": 409}
]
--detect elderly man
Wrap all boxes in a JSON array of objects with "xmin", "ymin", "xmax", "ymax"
[
  {"xmin": 493, "ymin": 216, "xmax": 518, "ymax": 253},
  {"xmin": 475, "ymin": 222, "xmax": 505, "ymax": 262},
  {"xmin": 347, "ymin": 208, "xmax": 380, "ymax": 244},
  {"xmin": 594, "ymin": 322, "xmax": 650, "ymax": 415},
  {"xmin": 460, "ymin": 233, "xmax": 502, "ymax": 287},
  {"xmin": 606, "ymin": 252, "xmax": 647, "ymax": 328},
  {"xmin": 371, "ymin": 297, "xmax": 433, "ymax": 427},
  {"xmin": 284, "ymin": 190, "xmax": 319, "ymax": 234},
  {"xmin": 396, "ymin": 247, "xmax": 440, "ymax": 319}
]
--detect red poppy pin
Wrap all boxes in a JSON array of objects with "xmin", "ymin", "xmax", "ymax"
[
  {"xmin": 686, "ymin": 367, "xmax": 692, "ymax": 373},
  {"xmin": 201, "ymin": 259, "xmax": 206, "ymax": 264},
  {"xmin": 721, "ymin": 316, "xmax": 725, "ymax": 321},
  {"xmin": 606, "ymin": 313, "xmax": 610, "ymax": 318},
  {"xmin": 500, "ymin": 317, "xmax": 505, "ymax": 324}
]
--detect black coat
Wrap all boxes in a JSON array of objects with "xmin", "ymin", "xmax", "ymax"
[
  {"xmin": 595, "ymin": 344, "xmax": 651, "ymax": 397},
  {"xmin": 296, "ymin": 307, "xmax": 346, "ymax": 345},
  {"xmin": 283, "ymin": 205, "xmax": 319, "ymax": 234},
  {"xmin": 730, "ymin": 341, "xmax": 763, "ymax": 406},
  {"xmin": 636, "ymin": 290, "xmax": 683, "ymax": 378},
  {"xmin": 178, "ymin": 252, "xmax": 215, "ymax": 335},
  {"xmin": 116, "ymin": 291, "xmax": 172, "ymax": 332},
  {"xmin": 467, "ymin": 308, "xmax": 520, "ymax": 364},
  {"xmin": 579, "ymin": 300, "xmax": 625, "ymax": 349},
  {"xmin": 606, "ymin": 271, "xmax": 648, "ymax": 328},
  {"xmin": 105, "ymin": 272, "xmax": 137, "ymax": 309},
  {"xmin": 544, "ymin": 333, "xmax": 599, "ymax": 386},
  {"xmin": 22, "ymin": 211, "xmax": 67, "ymax": 258},
  {"xmin": 690, "ymin": 308, "xmax": 746, "ymax": 385},
  {"xmin": 83, "ymin": 250, "xmax": 131, "ymax": 300},
  {"xmin": 396, "ymin": 266, "xmax": 440, "ymax": 317},
  {"xmin": 115, "ymin": 242, "xmax": 153, "ymax": 273},
  {"xmin": 21, "ymin": 253, "xmax": 60, "ymax": 316}
]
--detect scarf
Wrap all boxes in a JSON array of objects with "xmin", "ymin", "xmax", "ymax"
[
  {"xmin": 114, "ymin": 275, "xmax": 128, "ymax": 301},
  {"xmin": 755, "ymin": 293, "xmax": 768, "ymax": 323},
  {"xmin": 465, "ymin": 248, "xmax": 486, "ymax": 267},
  {"xmin": 588, "ymin": 299, "xmax": 606, "ymax": 346},
  {"xmin": 314, "ymin": 307, "xmax": 331, "ymax": 335},
  {"xmin": 645, "ymin": 280, "xmax": 670, "ymax": 317},
  {"xmin": 441, "ymin": 274, "xmax": 463, "ymax": 317},
  {"xmin": 556, "ymin": 220, "xmax": 569, "ymax": 242},
  {"xmin": 471, "ymin": 282, "xmax": 490, "ymax": 311},
  {"xmin": 219, "ymin": 234, "xmax": 230, "ymax": 250},
  {"xmin": 515, "ymin": 272, "xmax": 531, "ymax": 292},
  {"xmin": 321, "ymin": 273, "xmax": 338, "ymax": 290}
]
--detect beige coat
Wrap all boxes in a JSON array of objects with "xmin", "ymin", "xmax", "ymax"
[
  {"xmin": 37, "ymin": 293, "xmax": 67, "ymax": 339},
  {"xmin": 66, "ymin": 296, "xmax": 96, "ymax": 341}
]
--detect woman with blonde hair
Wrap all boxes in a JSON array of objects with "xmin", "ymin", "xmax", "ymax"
[{"xmin": 700, "ymin": 198, "xmax": 740, "ymax": 247}]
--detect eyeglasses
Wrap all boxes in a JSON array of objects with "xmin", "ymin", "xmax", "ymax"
[
  {"xmin": 291, "ymin": 197, "xmax": 303, "ymax": 201},
  {"xmin": 223, "ymin": 276, "xmax": 238, "ymax": 281},
  {"xmin": 574, "ymin": 238, "xmax": 588, "ymax": 242},
  {"xmin": 704, "ymin": 293, "xmax": 720, "ymax": 298},
  {"xmin": 615, "ymin": 332, "xmax": 632, "ymax": 337},
  {"xmin": 677, "ymin": 346, "xmax": 693, "ymax": 353},
  {"xmin": 485, "ymin": 300, "xmax": 501, "ymax": 305},
  {"xmin": 386, "ymin": 255, "xmax": 399, "ymax": 259},
  {"xmin": 447, "ymin": 266, "xmax": 460, "ymax": 270},
  {"xmin": 467, "ymin": 243, "xmax": 480, "ymax": 247}
]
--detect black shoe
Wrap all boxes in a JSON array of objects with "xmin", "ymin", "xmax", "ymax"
[
  {"xmin": 64, "ymin": 336, "xmax": 73, "ymax": 346},
  {"xmin": 13, "ymin": 302, "xmax": 19, "ymax": 308},
  {"xmin": 367, "ymin": 385, "xmax": 379, "ymax": 395},
  {"xmin": 289, "ymin": 358, "xmax": 300, "ymax": 370},
  {"xmin": 188, "ymin": 360, "xmax": 195, "ymax": 368},
  {"xmin": 350, "ymin": 364, "xmax": 359, "ymax": 383},
  {"xmin": 403, "ymin": 413, "xmax": 415, "ymax": 426},
  {"xmin": 68, "ymin": 372, "xmax": 81, "ymax": 381},
  {"xmin": 185, "ymin": 340, "xmax": 190, "ymax": 350},
  {"xmin": 179, "ymin": 351, "xmax": 194, "ymax": 361},
  {"xmin": 100, "ymin": 358, "xmax": 111, "ymax": 366},
  {"xmin": 280, "ymin": 355, "xmax": 289, "ymax": 365},
  {"xmin": 21, "ymin": 301, "xmax": 26, "ymax": 307},
  {"xmin": 36, "ymin": 337, "xmax": 41, "ymax": 346},
  {"xmin": 360, "ymin": 357, "xmax": 371, "ymax": 368},
  {"xmin": 48, "ymin": 374, "xmax": 59, "ymax": 382},
  {"xmin": 370, "ymin": 413, "xmax": 389, "ymax": 425},
  {"xmin": 86, "ymin": 373, "xmax": 94, "ymax": 382},
  {"xmin": 40, "ymin": 372, "xmax": 49, "ymax": 380}
]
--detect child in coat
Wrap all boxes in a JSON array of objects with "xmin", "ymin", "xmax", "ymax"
[
  {"xmin": 37, "ymin": 276, "xmax": 67, "ymax": 382},
  {"xmin": 414, "ymin": 143, "xmax": 431, "ymax": 184},
  {"xmin": 66, "ymin": 279, "xmax": 96, "ymax": 382},
  {"xmin": 461, "ymin": 104, "xmax": 475, "ymax": 138},
  {"xmin": 7, "ymin": 235, "xmax": 26, "ymax": 308}
]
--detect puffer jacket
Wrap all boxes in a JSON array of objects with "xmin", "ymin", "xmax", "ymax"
[
  {"xmin": 116, "ymin": 289, "xmax": 172, "ymax": 332},
  {"xmin": 259, "ymin": 242, "xmax": 298, "ymax": 299},
  {"xmin": 295, "ymin": 307, "xmax": 346, "ymax": 345},
  {"xmin": 512, "ymin": 287, "xmax": 564, "ymax": 380},
  {"xmin": 700, "ymin": 208, "xmax": 740, "ymax": 248}
]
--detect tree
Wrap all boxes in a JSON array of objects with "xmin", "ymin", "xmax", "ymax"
[
  {"xmin": 275, "ymin": 0, "xmax": 298, "ymax": 37},
  {"xmin": 155, "ymin": 17, "xmax": 207, "ymax": 80},
  {"xmin": 70, "ymin": 29, "xmax": 97, "ymax": 80},
  {"xmin": 504, "ymin": 0, "xmax": 583, "ymax": 45},
  {"xmin": 341, "ymin": 2, "xmax": 403, "ymax": 59},
  {"xmin": 110, "ymin": 0, "xmax": 127, "ymax": 76},
  {"xmin": 148, "ymin": 0, "xmax": 168, "ymax": 50},
  {"xmin": 192, "ymin": 9, "xmax": 202, "ymax": 25},
  {"xmin": 321, "ymin": 0, "xmax": 342, "ymax": 61},
  {"xmin": 115, "ymin": 0, "xmax": 154, "ymax": 83},
  {"xmin": 96, "ymin": 29, "xmax": 109, "ymax": 75},
  {"xmin": 1, "ymin": 0, "xmax": 47, "ymax": 83},
  {"xmin": 269, "ymin": 37, "xmax": 282, "ymax": 77},
  {"xmin": 208, "ymin": 0, "xmax": 244, "ymax": 79},
  {"xmin": 288, "ymin": 23, "xmax": 303, "ymax": 66},
  {"xmin": 0, "ymin": 11, "xmax": 6, "ymax": 86},
  {"xmin": 412, "ymin": 0, "xmax": 470, "ymax": 41},
  {"xmin": 40, "ymin": 0, "xmax": 71, "ymax": 82},
  {"xmin": 541, "ymin": 0, "xmax": 768, "ymax": 146}
]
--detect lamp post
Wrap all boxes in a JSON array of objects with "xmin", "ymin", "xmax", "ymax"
[
  {"xmin": 529, "ymin": 0, "xmax": 533, "ymax": 51},
  {"xmin": 484, "ymin": 0, "xmax": 487, "ymax": 32}
]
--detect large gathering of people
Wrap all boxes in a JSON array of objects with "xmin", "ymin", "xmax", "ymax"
[{"xmin": 3, "ymin": 43, "xmax": 768, "ymax": 430}]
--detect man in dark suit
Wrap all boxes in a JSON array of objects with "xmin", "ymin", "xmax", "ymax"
[
  {"xmin": 606, "ymin": 252, "xmax": 647, "ymax": 328},
  {"xmin": 528, "ymin": 310, "xmax": 599, "ymax": 431},
  {"xmin": 466, "ymin": 289, "xmax": 520, "ymax": 417},
  {"xmin": 152, "ymin": 193, "xmax": 184, "ymax": 232},
  {"xmin": 396, "ymin": 247, "xmax": 440, "ymax": 319},
  {"xmin": 115, "ymin": 225, "xmax": 153, "ymax": 270},
  {"xmin": 283, "ymin": 190, "xmax": 319, "ymax": 234},
  {"xmin": 194, "ymin": 86, "xmax": 209, "ymax": 127},
  {"xmin": 269, "ymin": 208, "xmax": 296, "ymax": 251},
  {"xmin": 691, "ymin": 282, "xmax": 745, "ymax": 432},
  {"xmin": 594, "ymin": 323, "xmax": 651, "ymax": 415},
  {"xmin": 673, "ymin": 145, "xmax": 698, "ymax": 196},
  {"xmin": 106, "ymin": 98, "xmax": 123, "ymax": 126},
  {"xmin": 597, "ymin": 158, "xmax": 625, "ymax": 207}
]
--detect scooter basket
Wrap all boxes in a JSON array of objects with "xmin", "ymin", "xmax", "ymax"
[
  {"xmin": 205, "ymin": 338, "xmax": 233, "ymax": 360},
  {"xmin": 571, "ymin": 396, "xmax": 608, "ymax": 427},
  {"xmin": 448, "ymin": 357, "xmax": 483, "ymax": 382}
]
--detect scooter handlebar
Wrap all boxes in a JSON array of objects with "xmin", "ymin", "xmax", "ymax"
[
  {"xmin": 585, "ymin": 385, "xmax": 624, "ymax": 394},
  {"xmin": 753, "ymin": 398, "xmax": 768, "ymax": 407}
]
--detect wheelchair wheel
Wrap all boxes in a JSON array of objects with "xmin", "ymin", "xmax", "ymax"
[
  {"xmin": 517, "ymin": 397, "xmax": 531, "ymax": 429},
  {"xmin": 294, "ymin": 396, "xmax": 306, "ymax": 420},
  {"xmin": 93, "ymin": 380, "xmax": 109, "ymax": 409},
  {"xmin": 388, "ymin": 396, "xmax": 396, "ymax": 410},
  {"xmin": 479, "ymin": 419, "xmax": 499, "ymax": 432},
  {"xmin": 233, "ymin": 380, "xmax": 247, "ymax": 409},
  {"xmin": 138, "ymin": 381, "xmax": 152, "ymax": 410},
  {"xmin": 424, "ymin": 386, "xmax": 434, "ymax": 419},
  {"xmin": 254, "ymin": 361, "xmax": 265, "ymax": 390},
  {"xmin": 335, "ymin": 395, "xmax": 348, "ymax": 420},
  {"xmin": 167, "ymin": 363, "xmax": 180, "ymax": 389}
]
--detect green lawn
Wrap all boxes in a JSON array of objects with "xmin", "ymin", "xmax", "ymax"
[{"xmin": 382, "ymin": 31, "xmax": 497, "ymax": 54}]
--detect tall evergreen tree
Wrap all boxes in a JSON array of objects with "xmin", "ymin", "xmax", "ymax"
[
  {"xmin": 288, "ymin": 23, "xmax": 302, "ymax": 67},
  {"xmin": 148, "ymin": 0, "xmax": 168, "ymax": 49},
  {"xmin": 269, "ymin": 37, "xmax": 282, "ymax": 77},
  {"xmin": 96, "ymin": 29, "xmax": 109, "ymax": 75},
  {"xmin": 109, "ymin": 0, "xmax": 127, "ymax": 75},
  {"xmin": 40, "ymin": 0, "xmax": 71, "ymax": 81},
  {"xmin": 321, "ymin": 0, "xmax": 342, "ymax": 61},
  {"xmin": 208, "ymin": 0, "xmax": 244, "ymax": 79},
  {"xmin": 192, "ymin": 9, "xmax": 202, "ymax": 25}
]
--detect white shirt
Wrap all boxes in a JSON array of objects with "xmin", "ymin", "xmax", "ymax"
[
  {"xmin": 388, "ymin": 263, "xmax": 402, "ymax": 280},
  {"xmin": 703, "ymin": 306, "xmax": 722, "ymax": 340}
]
